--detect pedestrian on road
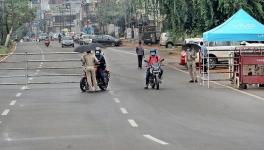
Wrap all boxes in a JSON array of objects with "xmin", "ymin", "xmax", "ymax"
[
  {"xmin": 82, "ymin": 50, "xmax": 99, "ymax": 92},
  {"xmin": 136, "ymin": 41, "xmax": 144, "ymax": 69},
  {"xmin": 186, "ymin": 46, "xmax": 197, "ymax": 83}
]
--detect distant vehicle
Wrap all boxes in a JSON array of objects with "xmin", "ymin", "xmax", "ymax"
[
  {"xmin": 93, "ymin": 35, "xmax": 121, "ymax": 46},
  {"xmin": 79, "ymin": 35, "xmax": 93, "ymax": 45},
  {"xmin": 142, "ymin": 25, "xmax": 160, "ymax": 45},
  {"xmin": 52, "ymin": 33, "xmax": 60, "ymax": 40},
  {"xmin": 160, "ymin": 32, "xmax": 183, "ymax": 48},
  {"xmin": 38, "ymin": 34, "xmax": 48, "ymax": 42},
  {"xmin": 61, "ymin": 36, "xmax": 74, "ymax": 48},
  {"xmin": 23, "ymin": 36, "xmax": 30, "ymax": 42}
]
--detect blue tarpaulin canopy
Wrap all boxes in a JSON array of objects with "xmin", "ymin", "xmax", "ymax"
[{"xmin": 203, "ymin": 9, "xmax": 264, "ymax": 42}]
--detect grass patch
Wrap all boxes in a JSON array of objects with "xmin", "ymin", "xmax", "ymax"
[{"xmin": 0, "ymin": 46, "xmax": 9, "ymax": 55}]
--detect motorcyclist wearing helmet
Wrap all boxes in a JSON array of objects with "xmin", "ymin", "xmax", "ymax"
[
  {"xmin": 95, "ymin": 47, "xmax": 106, "ymax": 86},
  {"xmin": 144, "ymin": 48, "xmax": 163, "ymax": 89}
]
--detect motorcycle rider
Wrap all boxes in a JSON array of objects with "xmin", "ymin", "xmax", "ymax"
[
  {"xmin": 144, "ymin": 48, "xmax": 163, "ymax": 89},
  {"xmin": 44, "ymin": 37, "xmax": 50, "ymax": 47},
  {"xmin": 81, "ymin": 49, "xmax": 99, "ymax": 92},
  {"xmin": 94, "ymin": 47, "xmax": 106, "ymax": 86}
]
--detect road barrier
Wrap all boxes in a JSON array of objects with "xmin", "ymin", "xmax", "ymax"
[
  {"xmin": 0, "ymin": 52, "xmax": 82, "ymax": 87},
  {"xmin": 201, "ymin": 47, "xmax": 264, "ymax": 88}
]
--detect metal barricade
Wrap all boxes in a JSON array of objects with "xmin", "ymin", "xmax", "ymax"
[
  {"xmin": 200, "ymin": 48, "xmax": 239, "ymax": 88},
  {"xmin": 201, "ymin": 47, "xmax": 264, "ymax": 88},
  {"xmin": 0, "ymin": 52, "xmax": 82, "ymax": 88}
]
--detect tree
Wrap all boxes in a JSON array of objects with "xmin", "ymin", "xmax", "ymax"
[{"xmin": 2, "ymin": 0, "xmax": 36, "ymax": 46}]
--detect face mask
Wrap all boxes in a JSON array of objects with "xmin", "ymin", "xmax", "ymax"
[{"xmin": 151, "ymin": 52, "xmax": 156, "ymax": 56}]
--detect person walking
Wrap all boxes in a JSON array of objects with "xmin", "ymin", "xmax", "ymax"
[
  {"xmin": 186, "ymin": 46, "xmax": 197, "ymax": 83},
  {"xmin": 82, "ymin": 50, "xmax": 99, "ymax": 92},
  {"xmin": 136, "ymin": 41, "xmax": 144, "ymax": 69}
]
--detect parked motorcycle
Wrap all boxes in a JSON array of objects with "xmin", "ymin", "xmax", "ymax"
[
  {"xmin": 80, "ymin": 66, "xmax": 110, "ymax": 92},
  {"xmin": 144, "ymin": 59, "xmax": 164, "ymax": 90}
]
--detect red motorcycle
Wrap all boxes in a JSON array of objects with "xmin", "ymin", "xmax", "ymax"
[
  {"xmin": 44, "ymin": 39, "xmax": 50, "ymax": 47},
  {"xmin": 80, "ymin": 66, "xmax": 110, "ymax": 92}
]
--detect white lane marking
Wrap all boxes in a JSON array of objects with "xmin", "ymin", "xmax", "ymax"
[
  {"xmin": 128, "ymin": 119, "xmax": 138, "ymax": 127},
  {"xmin": 29, "ymin": 77, "xmax": 33, "ymax": 81},
  {"xmin": 16, "ymin": 93, "xmax": 22, "ymax": 97},
  {"xmin": 143, "ymin": 135, "xmax": 169, "ymax": 145},
  {"xmin": 108, "ymin": 48, "xmax": 136, "ymax": 55},
  {"xmin": 40, "ymin": 62, "xmax": 43, "ymax": 65},
  {"xmin": 9, "ymin": 100, "xmax": 16, "ymax": 106},
  {"xmin": 114, "ymin": 98, "xmax": 120, "ymax": 103},
  {"xmin": 120, "ymin": 107, "xmax": 128, "ymax": 114},
  {"xmin": 1, "ymin": 109, "xmax": 10, "ymax": 116},
  {"xmin": 5, "ymin": 134, "xmax": 100, "ymax": 142},
  {"xmin": 109, "ymin": 91, "xmax": 115, "ymax": 95},
  {"xmin": 167, "ymin": 64, "xmax": 264, "ymax": 101},
  {"xmin": 212, "ymin": 81, "xmax": 264, "ymax": 101},
  {"xmin": 21, "ymin": 86, "xmax": 26, "ymax": 90}
]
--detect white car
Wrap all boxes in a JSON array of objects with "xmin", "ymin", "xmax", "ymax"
[
  {"xmin": 61, "ymin": 36, "xmax": 74, "ymax": 48},
  {"xmin": 205, "ymin": 41, "xmax": 264, "ymax": 68},
  {"xmin": 79, "ymin": 35, "xmax": 93, "ymax": 45}
]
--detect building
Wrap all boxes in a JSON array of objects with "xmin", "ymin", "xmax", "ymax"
[{"xmin": 45, "ymin": 0, "xmax": 82, "ymax": 33}]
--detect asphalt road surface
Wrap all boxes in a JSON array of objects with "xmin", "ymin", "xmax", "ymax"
[{"xmin": 0, "ymin": 41, "xmax": 264, "ymax": 150}]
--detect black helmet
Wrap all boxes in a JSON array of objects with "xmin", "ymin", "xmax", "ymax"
[
  {"xmin": 86, "ymin": 49, "xmax": 91, "ymax": 53},
  {"xmin": 95, "ymin": 47, "xmax": 102, "ymax": 56}
]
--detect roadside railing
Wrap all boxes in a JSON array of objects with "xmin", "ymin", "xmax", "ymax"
[{"xmin": 0, "ymin": 52, "xmax": 82, "ymax": 88}]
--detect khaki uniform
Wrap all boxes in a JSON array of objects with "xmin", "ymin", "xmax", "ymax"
[
  {"xmin": 82, "ymin": 53, "xmax": 99, "ymax": 91},
  {"xmin": 186, "ymin": 48, "xmax": 197, "ymax": 81}
]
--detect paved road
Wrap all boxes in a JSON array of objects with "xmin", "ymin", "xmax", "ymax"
[{"xmin": 0, "ymin": 42, "xmax": 264, "ymax": 150}]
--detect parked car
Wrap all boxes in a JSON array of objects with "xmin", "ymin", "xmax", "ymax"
[
  {"xmin": 160, "ymin": 32, "xmax": 183, "ymax": 48},
  {"xmin": 180, "ymin": 39, "xmax": 264, "ymax": 69},
  {"xmin": 93, "ymin": 35, "xmax": 121, "ymax": 46},
  {"xmin": 79, "ymin": 35, "xmax": 93, "ymax": 45},
  {"xmin": 61, "ymin": 36, "xmax": 74, "ymax": 48}
]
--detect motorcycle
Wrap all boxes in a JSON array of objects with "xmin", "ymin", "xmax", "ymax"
[
  {"xmin": 144, "ymin": 59, "xmax": 164, "ymax": 90},
  {"xmin": 44, "ymin": 40, "xmax": 50, "ymax": 47},
  {"xmin": 80, "ymin": 66, "xmax": 110, "ymax": 92}
]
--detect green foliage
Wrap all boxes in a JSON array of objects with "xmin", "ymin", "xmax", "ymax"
[
  {"xmin": 3, "ymin": 0, "xmax": 36, "ymax": 37},
  {"xmin": 96, "ymin": 0, "xmax": 264, "ymax": 38},
  {"xmin": 158, "ymin": 0, "xmax": 264, "ymax": 38}
]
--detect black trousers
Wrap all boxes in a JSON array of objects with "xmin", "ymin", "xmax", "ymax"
[{"xmin": 137, "ymin": 55, "xmax": 143, "ymax": 68}]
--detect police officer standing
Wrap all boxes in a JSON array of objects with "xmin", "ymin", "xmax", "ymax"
[
  {"xmin": 186, "ymin": 46, "xmax": 197, "ymax": 83},
  {"xmin": 82, "ymin": 50, "xmax": 99, "ymax": 92}
]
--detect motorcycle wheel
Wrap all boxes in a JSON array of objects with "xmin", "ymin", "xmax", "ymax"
[
  {"xmin": 155, "ymin": 76, "xmax": 159, "ymax": 90},
  {"xmin": 80, "ymin": 77, "xmax": 88, "ymax": 92},
  {"xmin": 98, "ymin": 71, "xmax": 110, "ymax": 91}
]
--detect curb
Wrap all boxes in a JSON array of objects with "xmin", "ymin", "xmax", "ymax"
[{"xmin": 0, "ymin": 43, "xmax": 17, "ymax": 63}]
